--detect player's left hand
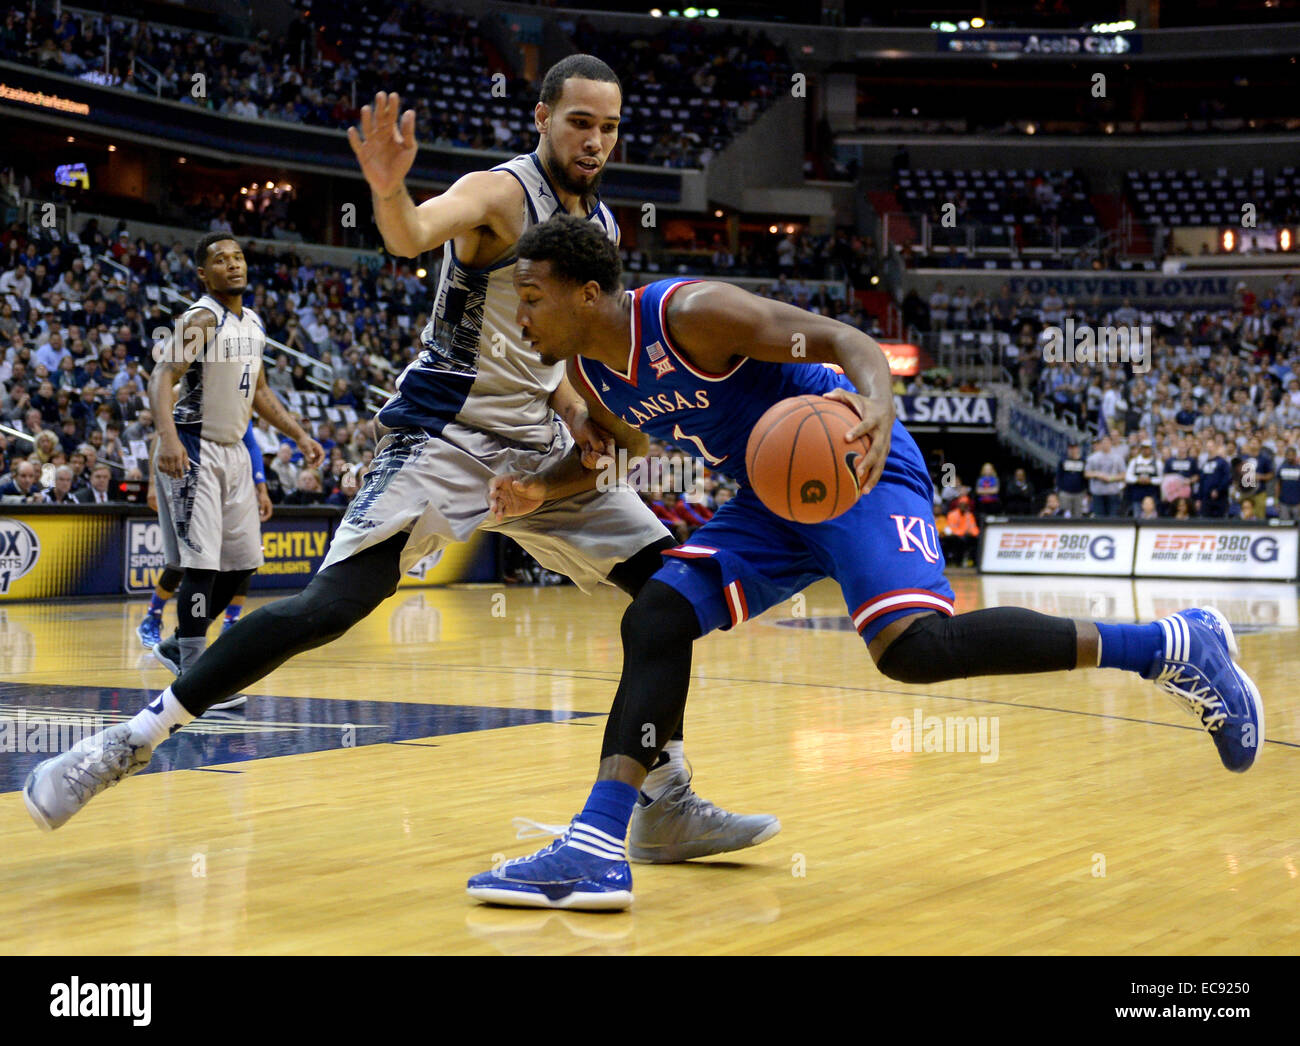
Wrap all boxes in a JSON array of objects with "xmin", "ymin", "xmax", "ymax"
[
  {"xmin": 567, "ymin": 409, "xmax": 615, "ymax": 469},
  {"xmin": 256, "ymin": 483, "xmax": 273, "ymax": 522},
  {"xmin": 823, "ymin": 388, "xmax": 894, "ymax": 495},
  {"xmin": 489, "ymin": 473, "xmax": 546, "ymax": 521},
  {"xmin": 299, "ymin": 436, "xmax": 326, "ymax": 469}
]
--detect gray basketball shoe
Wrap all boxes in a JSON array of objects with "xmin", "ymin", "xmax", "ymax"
[
  {"xmin": 628, "ymin": 769, "xmax": 781, "ymax": 863},
  {"xmin": 23, "ymin": 724, "xmax": 153, "ymax": 831}
]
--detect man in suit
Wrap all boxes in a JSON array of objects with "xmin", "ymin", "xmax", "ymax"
[
  {"xmin": 0, "ymin": 460, "xmax": 42, "ymax": 502},
  {"xmin": 73, "ymin": 463, "xmax": 116, "ymax": 504}
]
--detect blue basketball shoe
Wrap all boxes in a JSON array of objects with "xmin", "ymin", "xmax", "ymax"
[
  {"xmin": 137, "ymin": 611, "xmax": 162, "ymax": 650},
  {"xmin": 467, "ymin": 820, "xmax": 633, "ymax": 911},
  {"xmin": 1145, "ymin": 606, "xmax": 1264, "ymax": 773}
]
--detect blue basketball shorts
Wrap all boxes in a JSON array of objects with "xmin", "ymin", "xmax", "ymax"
[{"xmin": 653, "ymin": 481, "xmax": 955, "ymax": 644}]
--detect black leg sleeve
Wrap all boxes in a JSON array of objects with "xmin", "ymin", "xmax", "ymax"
[
  {"xmin": 599, "ymin": 579, "xmax": 702, "ymax": 769},
  {"xmin": 175, "ymin": 569, "xmax": 217, "ymax": 638},
  {"xmin": 172, "ymin": 533, "xmax": 406, "ymax": 715},
  {"xmin": 209, "ymin": 568, "xmax": 255, "ymax": 618},
  {"xmin": 876, "ymin": 608, "xmax": 1078, "ymax": 685},
  {"xmin": 606, "ymin": 536, "xmax": 686, "ymax": 742}
]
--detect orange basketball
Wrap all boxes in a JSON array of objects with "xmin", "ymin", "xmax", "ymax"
[{"xmin": 744, "ymin": 395, "xmax": 871, "ymax": 524}]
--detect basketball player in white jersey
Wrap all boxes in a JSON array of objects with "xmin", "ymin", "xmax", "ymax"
[
  {"xmin": 146, "ymin": 233, "xmax": 323, "ymax": 698},
  {"xmin": 24, "ymin": 57, "xmax": 779, "ymax": 862}
]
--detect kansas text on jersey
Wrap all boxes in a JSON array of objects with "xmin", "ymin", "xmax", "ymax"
[{"xmin": 572, "ymin": 278, "xmax": 932, "ymax": 498}]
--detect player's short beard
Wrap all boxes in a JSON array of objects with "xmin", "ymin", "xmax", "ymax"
[{"xmin": 543, "ymin": 145, "xmax": 603, "ymax": 201}]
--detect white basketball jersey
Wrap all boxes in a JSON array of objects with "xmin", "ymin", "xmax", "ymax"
[
  {"xmin": 377, "ymin": 152, "xmax": 620, "ymax": 447},
  {"xmin": 173, "ymin": 294, "xmax": 265, "ymax": 444}
]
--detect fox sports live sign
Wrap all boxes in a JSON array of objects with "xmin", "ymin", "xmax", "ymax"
[{"xmin": 980, "ymin": 520, "xmax": 1135, "ymax": 576}]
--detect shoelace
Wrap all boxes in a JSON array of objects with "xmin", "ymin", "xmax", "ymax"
[
  {"xmin": 512, "ymin": 816, "xmax": 568, "ymax": 841},
  {"xmin": 61, "ymin": 736, "xmax": 141, "ymax": 803},
  {"xmin": 655, "ymin": 781, "xmax": 727, "ymax": 823},
  {"xmin": 496, "ymin": 819, "xmax": 574, "ymax": 870},
  {"xmin": 1156, "ymin": 664, "xmax": 1228, "ymax": 732}
]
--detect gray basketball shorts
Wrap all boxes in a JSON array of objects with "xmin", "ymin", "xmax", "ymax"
[
  {"xmin": 157, "ymin": 432, "xmax": 264, "ymax": 572},
  {"xmin": 323, "ymin": 420, "xmax": 673, "ymax": 592}
]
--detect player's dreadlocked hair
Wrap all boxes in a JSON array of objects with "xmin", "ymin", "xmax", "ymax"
[
  {"xmin": 539, "ymin": 54, "xmax": 622, "ymax": 107},
  {"xmin": 517, "ymin": 213, "xmax": 622, "ymax": 294},
  {"xmin": 195, "ymin": 231, "xmax": 241, "ymax": 267}
]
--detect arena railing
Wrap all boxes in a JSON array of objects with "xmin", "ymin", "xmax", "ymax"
[
  {"xmin": 914, "ymin": 330, "xmax": 1011, "ymax": 386},
  {"xmin": 880, "ymin": 211, "xmax": 1108, "ymax": 262}
]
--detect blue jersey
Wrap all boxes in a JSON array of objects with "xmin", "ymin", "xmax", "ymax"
[{"xmin": 573, "ymin": 278, "xmax": 931, "ymax": 498}]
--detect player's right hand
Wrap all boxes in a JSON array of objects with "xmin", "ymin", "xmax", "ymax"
[
  {"xmin": 298, "ymin": 436, "xmax": 326, "ymax": 470},
  {"xmin": 489, "ymin": 473, "xmax": 546, "ymax": 521},
  {"xmin": 347, "ymin": 92, "xmax": 418, "ymax": 198},
  {"xmin": 157, "ymin": 434, "xmax": 189, "ymax": 478},
  {"xmin": 146, "ymin": 485, "xmax": 158, "ymax": 512}
]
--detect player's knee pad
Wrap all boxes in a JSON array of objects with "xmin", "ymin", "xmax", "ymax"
[
  {"xmin": 607, "ymin": 536, "xmax": 679, "ymax": 598},
  {"xmin": 875, "ymin": 608, "xmax": 1077, "ymax": 684},
  {"xmin": 621, "ymin": 579, "xmax": 702, "ymax": 653},
  {"xmin": 176, "ymin": 569, "xmax": 217, "ymax": 634},
  {"xmin": 158, "ymin": 565, "xmax": 184, "ymax": 593}
]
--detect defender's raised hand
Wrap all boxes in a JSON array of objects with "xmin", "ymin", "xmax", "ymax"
[{"xmin": 347, "ymin": 92, "xmax": 418, "ymax": 197}]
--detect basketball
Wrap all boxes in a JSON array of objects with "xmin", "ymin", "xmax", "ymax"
[{"xmin": 745, "ymin": 395, "xmax": 870, "ymax": 524}]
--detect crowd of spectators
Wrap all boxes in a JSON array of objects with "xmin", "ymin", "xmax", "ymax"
[
  {"xmin": 925, "ymin": 273, "xmax": 1300, "ymax": 533},
  {"xmin": 1, "ymin": 2, "xmax": 789, "ymax": 169},
  {"xmin": 636, "ymin": 227, "xmax": 883, "ymax": 290},
  {"xmin": 0, "ymin": 206, "xmax": 392, "ymax": 506},
  {"xmin": 566, "ymin": 15, "xmax": 792, "ymax": 168},
  {"xmin": 6, "ymin": 156, "xmax": 1297, "ymax": 566}
]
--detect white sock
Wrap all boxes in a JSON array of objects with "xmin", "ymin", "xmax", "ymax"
[
  {"xmin": 127, "ymin": 686, "xmax": 195, "ymax": 747},
  {"xmin": 641, "ymin": 739, "xmax": 687, "ymax": 801}
]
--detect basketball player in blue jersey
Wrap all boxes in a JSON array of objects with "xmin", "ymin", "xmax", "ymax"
[
  {"xmin": 23, "ymin": 57, "xmax": 777, "ymax": 859},
  {"xmin": 466, "ymin": 214, "xmax": 1265, "ymax": 910}
]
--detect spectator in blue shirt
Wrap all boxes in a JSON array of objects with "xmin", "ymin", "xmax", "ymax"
[
  {"xmin": 1234, "ymin": 436, "xmax": 1273, "ymax": 519},
  {"xmin": 1198, "ymin": 439, "xmax": 1232, "ymax": 518},
  {"xmin": 1275, "ymin": 445, "xmax": 1300, "ymax": 521},
  {"xmin": 1055, "ymin": 441, "xmax": 1087, "ymax": 518}
]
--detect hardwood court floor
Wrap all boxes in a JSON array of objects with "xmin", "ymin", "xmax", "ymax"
[{"xmin": 0, "ymin": 572, "xmax": 1297, "ymax": 955}]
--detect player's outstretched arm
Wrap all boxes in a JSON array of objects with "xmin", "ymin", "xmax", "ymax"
[
  {"xmin": 488, "ymin": 360, "xmax": 649, "ymax": 520},
  {"xmin": 252, "ymin": 368, "xmax": 324, "ymax": 469},
  {"xmin": 348, "ymin": 92, "xmax": 521, "ymax": 258},
  {"xmin": 666, "ymin": 282, "xmax": 896, "ymax": 493}
]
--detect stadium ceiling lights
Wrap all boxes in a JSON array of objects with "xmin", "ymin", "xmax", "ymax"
[{"xmin": 930, "ymin": 17, "xmax": 987, "ymax": 31}]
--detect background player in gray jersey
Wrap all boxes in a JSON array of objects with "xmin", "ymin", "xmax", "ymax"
[
  {"xmin": 24, "ymin": 58, "xmax": 778, "ymax": 862},
  {"xmin": 148, "ymin": 234, "xmax": 323, "ymax": 691}
]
